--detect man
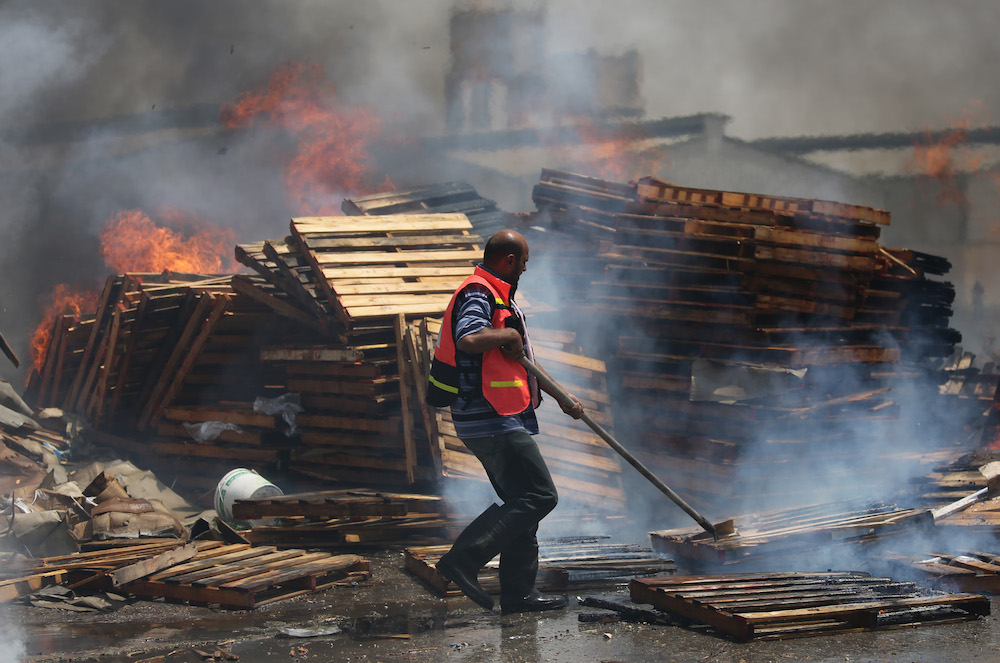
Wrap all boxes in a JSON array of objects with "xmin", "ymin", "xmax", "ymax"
[{"xmin": 427, "ymin": 229, "xmax": 584, "ymax": 613}]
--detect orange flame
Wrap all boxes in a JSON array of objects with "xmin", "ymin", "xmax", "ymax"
[
  {"xmin": 219, "ymin": 62, "xmax": 392, "ymax": 214},
  {"xmin": 30, "ymin": 209, "xmax": 236, "ymax": 374},
  {"xmin": 908, "ymin": 110, "xmax": 985, "ymax": 206},
  {"xmin": 549, "ymin": 121, "xmax": 666, "ymax": 183},
  {"xmin": 986, "ymin": 419, "xmax": 1000, "ymax": 451},
  {"xmin": 30, "ymin": 284, "xmax": 99, "ymax": 372},
  {"xmin": 100, "ymin": 208, "xmax": 236, "ymax": 273}
]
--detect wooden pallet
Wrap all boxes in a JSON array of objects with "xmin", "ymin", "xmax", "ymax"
[
  {"xmin": 243, "ymin": 513, "xmax": 458, "ymax": 548},
  {"xmin": 342, "ymin": 180, "xmax": 507, "ymax": 239},
  {"xmin": 911, "ymin": 451, "xmax": 1000, "ymax": 530},
  {"xmin": 406, "ymin": 538, "xmax": 675, "ymax": 597},
  {"xmin": 650, "ymin": 499, "xmax": 934, "ymax": 567},
  {"xmin": 630, "ymin": 572, "xmax": 989, "ymax": 641},
  {"xmin": 122, "ymin": 543, "xmax": 370, "ymax": 609},
  {"xmin": 232, "ymin": 489, "xmax": 448, "ymax": 520},
  {"xmin": 885, "ymin": 551, "xmax": 1000, "ymax": 594},
  {"xmin": 289, "ymin": 213, "xmax": 481, "ymax": 329},
  {"xmin": 635, "ymin": 176, "xmax": 891, "ymax": 226},
  {"xmin": 0, "ymin": 569, "xmax": 69, "ymax": 604},
  {"xmin": 0, "ymin": 540, "xmax": 208, "ymax": 602}
]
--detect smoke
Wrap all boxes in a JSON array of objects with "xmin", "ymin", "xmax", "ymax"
[
  {"xmin": 0, "ymin": 0, "xmax": 457, "ymax": 382},
  {"xmin": 0, "ymin": 606, "xmax": 25, "ymax": 663},
  {"xmin": 2, "ymin": 0, "xmax": 999, "ymax": 376},
  {"xmin": 540, "ymin": 0, "xmax": 1000, "ymax": 139}
]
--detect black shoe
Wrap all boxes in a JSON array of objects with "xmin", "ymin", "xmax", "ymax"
[
  {"xmin": 500, "ymin": 590, "xmax": 567, "ymax": 614},
  {"xmin": 437, "ymin": 552, "xmax": 494, "ymax": 610}
]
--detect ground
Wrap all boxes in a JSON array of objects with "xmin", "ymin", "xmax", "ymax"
[{"xmin": 8, "ymin": 550, "xmax": 1000, "ymax": 663}]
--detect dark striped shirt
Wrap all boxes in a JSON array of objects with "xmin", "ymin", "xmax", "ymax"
[{"xmin": 451, "ymin": 283, "xmax": 539, "ymax": 440}]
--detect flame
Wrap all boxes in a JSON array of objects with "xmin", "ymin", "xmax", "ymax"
[
  {"xmin": 100, "ymin": 208, "xmax": 236, "ymax": 273},
  {"xmin": 30, "ymin": 284, "xmax": 99, "ymax": 372},
  {"xmin": 908, "ymin": 109, "xmax": 986, "ymax": 206},
  {"xmin": 30, "ymin": 209, "xmax": 236, "ymax": 374},
  {"xmin": 219, "ymin": 62, "xmax": 393, "ymax": 214},
  {"xmin": 548, "ymin": 121, "xmax": 666, "ymax": 183},
  {"xmin": 986, "ymin": 419, "xmax": 1000, "ymax": 451}
]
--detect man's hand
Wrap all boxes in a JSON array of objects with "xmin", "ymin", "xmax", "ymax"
[
  {"xmin": 559, "ymin": 394, "xmax": 584, "ymax": 420},
  {"xmin": 499, "ymin": 329, "xmax": 524, "ymax": 360}
]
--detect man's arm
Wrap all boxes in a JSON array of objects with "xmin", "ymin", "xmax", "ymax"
[{"xmin": 457, "ymin": 326, "xmax": 524, "ymax": 357}]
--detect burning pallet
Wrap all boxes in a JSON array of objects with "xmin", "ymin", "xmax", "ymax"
[
  {"xmin": 886, "ymin": 550, "xmax": 1000, "ymax": 594},
  {"xmin": 909, "ymin": 452, "xmax": 1000, "ymax": 534},
  {"xmin": 630, "ymin": 571, "xmax": 989, "ymax": 641},
  {"xmin": 650, "ymin": 499, "xmax": 934, "ymax": 568},
  {"xmin": 406, "ymin": 538, "xmax": 675, "ymax": 597}
]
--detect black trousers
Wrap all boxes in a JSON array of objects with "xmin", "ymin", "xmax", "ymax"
[{"xmin": 454, "ymin": 429, "xmax": 558, "ymax": 599}]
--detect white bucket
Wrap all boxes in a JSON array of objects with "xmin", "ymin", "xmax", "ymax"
[{"xmin": 215, "ymin": 468, "xmax": 283, "ymax": 526}]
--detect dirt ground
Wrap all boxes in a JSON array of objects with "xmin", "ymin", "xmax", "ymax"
[{"xmin": 8, "ymin": 549, "xmax": 1000, "ymax": 663}]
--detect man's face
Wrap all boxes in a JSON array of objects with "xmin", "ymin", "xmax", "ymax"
[{"xmin": 502, "ymin": 244, "xmax": 529, "ymax": 286}]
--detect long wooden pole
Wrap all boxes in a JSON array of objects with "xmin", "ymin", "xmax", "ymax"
[{"xmin": 519, "ymin": 356, "xmax": 718, "ymax": 539}]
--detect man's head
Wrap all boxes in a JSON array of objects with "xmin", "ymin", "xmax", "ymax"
[{"xmin": 483, "ymin": 229, "xmax": 529, "ymax": 286}]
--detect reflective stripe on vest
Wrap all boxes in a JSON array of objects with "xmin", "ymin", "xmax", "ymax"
[
  {"xmin": 489, "ymin": 380, "xmax": 525, "ymax": 388},
  {"xmin": 428, "ymin": 374, "xmax": 459, "ymax": 394}
]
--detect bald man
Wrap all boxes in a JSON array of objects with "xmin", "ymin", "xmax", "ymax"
[{"xmin": 429, "ymin": 230, "xmax": 583, "ymax": 614}]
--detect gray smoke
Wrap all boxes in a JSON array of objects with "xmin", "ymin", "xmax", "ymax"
[{"xmin": 3, "ymin": 0, "xmax": 1000, "ymax": 377}]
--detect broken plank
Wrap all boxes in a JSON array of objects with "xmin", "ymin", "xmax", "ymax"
[{"xmin": 109, "ymin": 542, "xmax": 199, "ymax": 587}]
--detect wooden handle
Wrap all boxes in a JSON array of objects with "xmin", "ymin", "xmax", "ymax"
[{"xmin": 517, "ymin": 356, "xmax": 718, "ymax": 538}]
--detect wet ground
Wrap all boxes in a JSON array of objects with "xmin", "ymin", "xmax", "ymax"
[{"xmin": 8, "ymin": 550, "xmax": 1000, "ymax": 663}]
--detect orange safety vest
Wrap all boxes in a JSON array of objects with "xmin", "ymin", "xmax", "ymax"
[{"xmin": 426, "ymin": 266, "xmax": 532, "ymax": 416}]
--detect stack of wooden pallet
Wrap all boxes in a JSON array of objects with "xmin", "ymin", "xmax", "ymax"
[
  {"xmin": 321, "ymin": 199, "xmax": 626, "ymax": 510},
  {"xmin": 236, "ymin": 212, "xmax": 482, "ymax": 487},
  {"xmin": 527, "ymin": 169, "xmax": 962, "ymax": 512},
  {"xmin": 630, "ymin": 571, "xmax": 989, "ymax": 640},
  {"xmin": 26, "ymin": 272, "xmax": 314, "ymax": 493},
  {"xmin": 648, "ymin": 498, "xmax": 934, "ymax": 569}
]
